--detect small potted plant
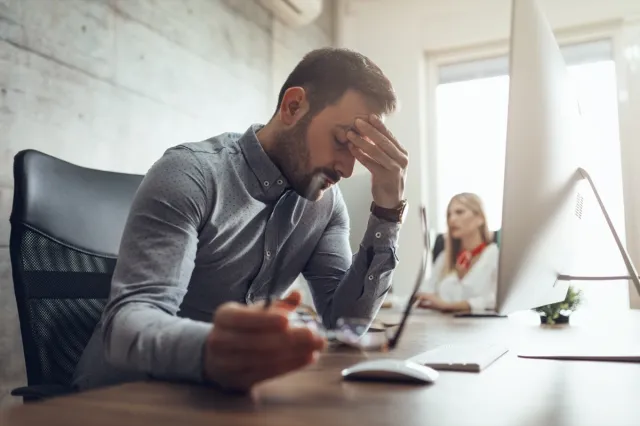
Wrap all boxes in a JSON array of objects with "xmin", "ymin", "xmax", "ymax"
[{"xmin": 533, "ymin": 285, "xmax": 583, "ymax": 325}]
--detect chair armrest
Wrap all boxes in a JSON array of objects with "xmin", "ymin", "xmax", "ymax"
[{"xmin": 11, "ymin": 385, "xmax": 72, "ymax": 401}]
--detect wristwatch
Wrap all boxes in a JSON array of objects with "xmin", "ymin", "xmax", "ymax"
[{"xmin": 370, "ymin": 200, "xmax": 408, "ymax": 224}]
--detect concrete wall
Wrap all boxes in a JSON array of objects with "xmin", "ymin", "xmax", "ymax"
[{"xmin": 0, "ymin": 0, "xmax": 334, "ymax": 407}]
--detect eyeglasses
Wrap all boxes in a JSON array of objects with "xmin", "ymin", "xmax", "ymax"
[{"xmin": 284, "ymin": 205, "xmax": 430, "ymax": 352}]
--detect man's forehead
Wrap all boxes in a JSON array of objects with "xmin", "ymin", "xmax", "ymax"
[
  {"xmin": 335, "ymin": 114, "xmax": 385, "ymax": 131},
  {"xmin": 327, "ymin": 90, "xmax": 384, "ymax": 122}
]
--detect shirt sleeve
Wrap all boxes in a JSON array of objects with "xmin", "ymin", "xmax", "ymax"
[
  {"xmin": 101, "ymin": 146, "xmax": 214, "ymax": 383},
  {"xmin": 466, "ymin": 245, "xmax": 499, "ymax": 313},
  {"xmin": 301, "ymin": 188, "xmax": 401, "ymax": 328}
]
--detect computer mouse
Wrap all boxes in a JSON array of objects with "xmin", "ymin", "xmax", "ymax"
[{"xmin": 341, "ymin": 359, "xmax": 439, "ymax": 384}]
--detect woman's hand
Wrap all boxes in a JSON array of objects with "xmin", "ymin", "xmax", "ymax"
[
  {"xmin": 416, "ymin": 293, "xmax": 473, "ymax": 313},
  {"xmin": 415, "ymin": 293, "xmax": 451, "ymax": 311}
]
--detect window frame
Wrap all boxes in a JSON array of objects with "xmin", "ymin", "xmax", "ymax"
[{"xmin": 423, "ymin": 21, "xmax": 622, "ymax": 232}]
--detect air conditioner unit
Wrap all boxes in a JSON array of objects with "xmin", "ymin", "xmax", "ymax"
[{"xmin": 258, "ymin": 0, "xmax": 323, "ymax": 28}]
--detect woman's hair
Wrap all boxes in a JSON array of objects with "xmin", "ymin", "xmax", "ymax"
[{"xmin": 441, "ymin": 192, "xmax": 492, "ymax": 277}]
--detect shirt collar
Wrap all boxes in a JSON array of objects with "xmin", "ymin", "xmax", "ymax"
[{"xmin": 237, "ymin": 124, "xmax": 290, "ymax": 201}]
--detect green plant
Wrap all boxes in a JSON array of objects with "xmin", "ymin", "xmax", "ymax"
[{"xmin": 533, "ymin": 285, "xmax": 583, "ymax": 325}]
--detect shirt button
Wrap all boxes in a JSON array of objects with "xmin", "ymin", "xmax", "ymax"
[
  {"xmin": 263, "ymin": 181, "xmax": 270, "ymax": 187},
  {"xmin": 368, "ymin": 275, "xmax": 374, "ymax": 281},
  {"xmin": 375, "ymin": 232, "xmax": 382, "ymax": 238},
  {"xmin": 265, "ymin": 250, "xmax": 272, "ymax": 258},
  {"xmin": 277, "ymin": 179, "xmax": 284, "ymax": 185}
]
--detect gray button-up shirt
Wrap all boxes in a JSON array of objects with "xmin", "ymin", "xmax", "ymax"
[{"xmin": 73, "ymin": 124, "xmax": 401, "ymax": 390}]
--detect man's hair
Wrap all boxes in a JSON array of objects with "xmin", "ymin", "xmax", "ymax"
[{"xmin": 275, "ymin": 47, "xmax": 397, "ymax": 117}]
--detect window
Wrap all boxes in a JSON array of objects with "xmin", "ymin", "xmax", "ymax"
[{"xmin": 433, "ymin": 40, "xmax": 628, "ymax": 310}]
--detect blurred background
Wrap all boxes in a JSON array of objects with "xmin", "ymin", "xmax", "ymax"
[{"xmin": 2, "ymin": 0, "xmax": 640, "ymax": 407}]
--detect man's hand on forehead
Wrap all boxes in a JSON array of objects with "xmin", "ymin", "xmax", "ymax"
[{"xmin": 346, "ymin": 114, "xmax": 408, "ymax": 209}]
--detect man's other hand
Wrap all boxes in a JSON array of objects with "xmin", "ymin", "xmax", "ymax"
[{"xmin": 203, "ymin": 291, "xmax": 326, "ymax": 391}]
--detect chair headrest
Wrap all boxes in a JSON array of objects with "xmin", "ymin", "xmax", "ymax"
[{"xmin": 11, "ymin": 150, "xmax": 144, "ymax": 256}]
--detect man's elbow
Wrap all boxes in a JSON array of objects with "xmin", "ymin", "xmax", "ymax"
[
  {"xmin": 100, "ymin": 310, "xmax": 121, "ymax": 366},
  {"xmin": 100, "ymin": 305, "xmax": 139, "ymax": 370}
]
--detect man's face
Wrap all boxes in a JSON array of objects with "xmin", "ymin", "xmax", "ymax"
[{"xmin": 274, "ymin": 89, "xmax": 378, "ymax": 200}]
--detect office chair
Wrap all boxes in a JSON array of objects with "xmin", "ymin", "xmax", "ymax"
[
  {"xmin": 432, "ymin": 230, "xmax": 501, "ymax": 263},
  {"xmin": 9, "ymin": 150, "xmax": 143, "ymax": 402}
]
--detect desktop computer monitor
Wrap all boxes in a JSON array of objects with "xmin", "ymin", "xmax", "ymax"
[{"xmin": 495, "ymin": 0, "xmax": 639, "ymax": 315}]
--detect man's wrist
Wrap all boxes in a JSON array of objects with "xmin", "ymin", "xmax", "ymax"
[
  {"xmin": 370, "ymin": 200, "xmax": 408, "ymax": 224},
  {"xmin": 362, "ymin": 214, "xmax": 401, "ymax": 250}
]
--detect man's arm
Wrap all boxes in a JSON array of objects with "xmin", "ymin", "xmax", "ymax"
[
  {"xmin": 101, "ymin": 146, "xmax": 213, "ymax": 383},
  {"xmin": 302, "ymin": 188, "xmax": 400, "ymax": 328},
  {"xmin": 302, "ymin": 114, "xmax": 408, "ymax": 328}
]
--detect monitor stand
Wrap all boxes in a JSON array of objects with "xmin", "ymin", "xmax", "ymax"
[
  {"xmin": 556, "ymin": 167, "xmax": 640, "ymax": 294},
  {"xmin": 518, "ymin": 167, "xmax": 640, "ymax": 363}
]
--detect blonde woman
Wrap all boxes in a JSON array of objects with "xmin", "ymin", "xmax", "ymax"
[{"xmin": 416, "ymin": 193, "xmax": 499, "ymax": 314}]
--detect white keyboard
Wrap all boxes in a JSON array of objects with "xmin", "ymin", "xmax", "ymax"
[{"xmin": 408, "ymin": 343, "xmax": 509, "ymax": 372}]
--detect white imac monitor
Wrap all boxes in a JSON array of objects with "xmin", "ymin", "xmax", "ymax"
[{"xmin": 495, "ymin": 0, "xmax": 640, "ymax": 315}]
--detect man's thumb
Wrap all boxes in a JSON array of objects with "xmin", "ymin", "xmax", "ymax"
[{"xmin": 275, "ymin": 290, "xmax": 302, "ymax": 311}]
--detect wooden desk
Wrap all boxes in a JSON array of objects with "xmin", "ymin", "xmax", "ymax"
[{"xmin": 2, "ymin": 309, "xmax": 640, "ymax": 426}]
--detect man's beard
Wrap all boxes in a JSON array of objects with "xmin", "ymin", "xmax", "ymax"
[{"xmin": 269, "ymin": 117, "xmax": 340, "ymax": 201}]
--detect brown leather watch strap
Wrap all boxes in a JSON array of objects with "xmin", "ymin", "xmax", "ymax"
[{"xmin": 370, "ymin": 200, "xmax": 408, "ymax": 223}]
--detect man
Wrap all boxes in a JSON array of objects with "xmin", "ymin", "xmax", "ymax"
[{"xmin": 73, "ymin": 47, "xmax": 409, "ymax": 392}]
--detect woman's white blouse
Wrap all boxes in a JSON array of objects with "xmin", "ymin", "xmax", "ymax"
[{"xmin": 424, "ymin": 243, "xmax": 499, "ymax": 313}]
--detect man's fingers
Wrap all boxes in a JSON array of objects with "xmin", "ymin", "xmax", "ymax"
[
  {"xmin": 273, "ymin": 290, "xmax": 302, "ymax": 311},
  {"xmin": 368, "ymin": 114, "xmax": 408, "ymax": 156},
  {"xmin": 348, "ymin": 143, "xmax": 383, "ymax": 173},
  {"xmin": 354, "ymin": 118, "xmax": 408, "ymax": 168},
  {"xmin": 252, "ymin": 290, "xmax": 301, "ymax": 312},
  {"xmin": 206, "ymin": 328, "xmax": 324, "ymax": 390},
  {"xmin": 210, "ymin": 325, "xmax": 325, "ymax": 355},
  {"xmin": 214, "ymin": 302, "xmax": 288, "ymax": 332},
  {"xmin": 347, "ymin": 131, "xmax": 394, "ymax": 170}
]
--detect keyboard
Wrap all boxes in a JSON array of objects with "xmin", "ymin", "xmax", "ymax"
[{"xmin": 408, "ymin": 343, "xmax": 509, "ymax": 372}]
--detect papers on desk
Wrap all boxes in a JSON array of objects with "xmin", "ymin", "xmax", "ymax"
[{"xmin": 518, "ymin": 345, "xmax": 640, "ymax": 362}]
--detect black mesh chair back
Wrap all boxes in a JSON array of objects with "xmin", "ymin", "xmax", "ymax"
[{"xmin": 9, "ymin": 150, "xmax": 143, "ymax": 400}]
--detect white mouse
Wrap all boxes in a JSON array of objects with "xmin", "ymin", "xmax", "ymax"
[{"xmin": 341, "ymin": 359, "xmax": 439, "ymax": 384}]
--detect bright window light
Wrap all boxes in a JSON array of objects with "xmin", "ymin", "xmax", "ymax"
[{"xmin": 434, "ymin": 41, "xmax": 628, "ymax": 310}]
